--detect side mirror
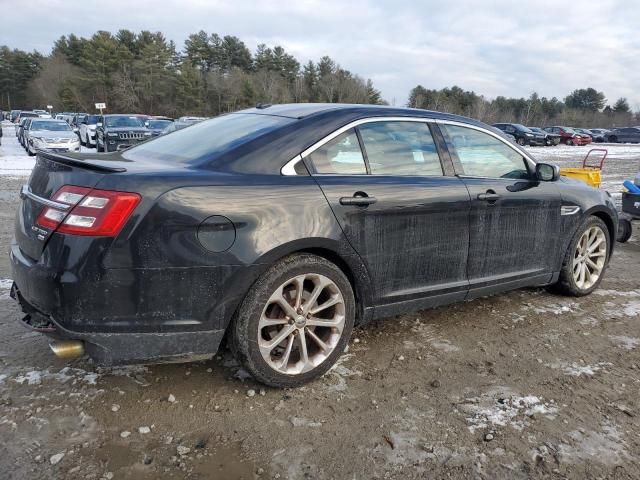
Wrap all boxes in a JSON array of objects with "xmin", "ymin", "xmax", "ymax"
[
  {"xmin": 145, "ymin": 121, "xmax": 150, "ymax": 127},
  {"xmin": 536, "ymin": 163, "xmax": 560, "ymax": 182},
  {"xmin": 96, "ymin": 122, "xmax": 102, "ymax": 127},
  {"xmin": 73, "ymin": 127, "xmax": 79, "ymax": 133}
]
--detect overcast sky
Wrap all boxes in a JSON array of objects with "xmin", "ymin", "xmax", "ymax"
[{"xmin": 2, "ymin": 0, "xmax": 639, "ymax": 109}]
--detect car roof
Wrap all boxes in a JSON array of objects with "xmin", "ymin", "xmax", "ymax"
[{"xmin": 235, "ymin": 103, "xmax": 482, "ymax": 125}]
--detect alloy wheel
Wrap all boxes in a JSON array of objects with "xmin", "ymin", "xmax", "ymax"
[
  {"xmin": 258, "ymin": 273, "xmax": 346, "ymax": 375},
  {"xmin": 572, "ymin": 226, "xmax": 607, "ymax": 290}
]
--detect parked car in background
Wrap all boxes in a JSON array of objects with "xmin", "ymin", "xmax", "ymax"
[
  {"xmin": 9, "ymin": 103, "xmax": 618, "ymax": 387},
  {"xmin": 23, "ymin": 119, "xmax": 80, "ymax": 156},
  {"xmin": 17, "ymin": 118, "xmax": 33, "ymax": 146},
  {"xmin": 528, "ymin": 127, "xmax": 561, "ymax": 146},
  {"xmin": 492, "ymin": 123, "xmax": 545, "ymax": 146},
  {"xmin": 588, "ymin": 129, "xmax": 609, "ymax": 143},
  {"xmin": 572, "ymin": 129, "xmax": 593, "ymax": 145},
  {"xmin": 14, "ymin": 111, "xmax": 39, "ymax": 128},
  {"xmin": 543, "ymin": 126, "xmax": 588, "ymax": 145},
  {"xmin": 160, "ymin": 117, "xmax": 205, "ymax": 135},
  {"xmin": 71, "ymin": 113, "xmax": 88, "ymax": 129},
  {"xmin": 605, "ymin": 127, "xmax": 640, "ymax": 143},
  {"xmin": 145, "ymin": 117, "xmax": 174, "ymax": 137},
  {"xmin": 574, "ymin": 128, "xmax": 595, "ymax": 140},
  {"xmin": 10, "ymin": 110, "xmax": 21, "ymax": 123},
  {"xmin": 95, "ymin": 114, "xmax": 151, "ymax": 152},
  {"xmin": 78, "ymin": 114, "xmax": 100, "ymax": 147}
]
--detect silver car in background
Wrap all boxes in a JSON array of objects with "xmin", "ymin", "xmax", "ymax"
[{"xmin": 24, "ymin": 119, "xmax": 80, "ymax": 156}]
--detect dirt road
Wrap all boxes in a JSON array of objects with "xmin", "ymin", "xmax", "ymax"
[{"xmin": 0, "ymin": 128, "xmax": 639, "ymax": 479}]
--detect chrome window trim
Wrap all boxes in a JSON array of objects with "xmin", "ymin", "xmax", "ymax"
[
  {"xmin": 280, "ymin": 116, "xmax": 537, "ymax": 176},
  {"xmin": 434, "ymin": 119, "xmax": 537, "ymax": 171},
  {"xmin": 281, "ymin": 116, "xmax": 437, "ymax": 176}
]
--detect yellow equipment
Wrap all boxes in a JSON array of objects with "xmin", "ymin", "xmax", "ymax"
[{"xmin": 559, "ymin": 148, "xmax": 607, "ymax": 188}]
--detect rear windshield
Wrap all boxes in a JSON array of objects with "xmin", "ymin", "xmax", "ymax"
[
  {"xmin": 30, "ymin": 121, "xmax": 72, "ymax": 131},
  {"xmin": 21, "ymin": 112, "xmax": 39, "ymax": 118},
  {"xmin": 122, "ymin": 113, "xmax": 294, "ymax": 164},
  {"xmin": 105, "ymin": 116, "xmax": 145, "ymax": 128},
  {"xmin": 86, "ymin": 115, "xmax": 99, "ymax": 124},
  {"xmin": 148, "ymin": 119, "xmax": 172, "ymax": 129}
]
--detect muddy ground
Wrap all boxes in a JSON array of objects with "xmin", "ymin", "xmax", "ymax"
[{"xmin": 0, "ymin": 130, "xmax": 639, "ymax": 479}]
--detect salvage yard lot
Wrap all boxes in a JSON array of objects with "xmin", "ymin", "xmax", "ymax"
[{"xmin": 0, "ymin": 124, "xmax": 639, "ymax": 479}]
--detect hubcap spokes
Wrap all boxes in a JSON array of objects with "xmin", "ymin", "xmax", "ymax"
[
  {"xmin": 573, "ymin": 226, "xmax": 607, "ymax": 290},
  {"xmin": 258, "ymin": 273, "xmax": 345, "ymax": 375}
]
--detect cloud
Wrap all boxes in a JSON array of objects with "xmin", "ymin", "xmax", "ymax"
[{"xmin": 2, "ymin": 0, "xmax": 639, "ymax": 109}]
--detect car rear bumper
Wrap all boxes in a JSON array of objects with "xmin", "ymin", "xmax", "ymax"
[{"xmin": 9, "ymin": 239, "xmax": 230, "ymax": 365}]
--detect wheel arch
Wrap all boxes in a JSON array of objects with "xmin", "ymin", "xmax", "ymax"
[
  {"xmin": 222, "ymin": 238, "xmax": 374, "ymax": 333},
  {"xmin": 584, "ymin": 207, "xmax": 617, "ymax": 255}
]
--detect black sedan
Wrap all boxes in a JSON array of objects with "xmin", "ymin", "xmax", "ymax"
[
  {"xmin": 10, "ymin": 104, "xmax": 618, "ymax": 387},
  {"xmin": 492, "ymin": 123, "xmax": 546, "ymax": 146}
]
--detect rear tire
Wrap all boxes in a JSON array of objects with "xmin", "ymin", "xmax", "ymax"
[
  {"xmin": 231, "ymin": 254, "xmax": 355, "ymax": 388},
  {"xmin": 609, "ymin": 135, "xmax": 617, "ymax": 143},
  {"xmin": 617, "ymin": 218, "xmax": 632, "ymax": 243},
  {"xmin": 517, "ymin": 137, "xmax": 526, "ymax": 146},
  {"xmin": 550, "ymin": 216, "xmax": 610, "ymax": 296}
]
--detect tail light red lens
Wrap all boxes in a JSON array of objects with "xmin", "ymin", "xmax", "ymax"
[{"xmin": 36, "ymin": 185, "xmax": 141, "ymax": 237}]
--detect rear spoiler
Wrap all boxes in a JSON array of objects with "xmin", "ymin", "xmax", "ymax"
[{"xmin": 39, "ymin": 151, "xmax": 128, "ymax": 173}]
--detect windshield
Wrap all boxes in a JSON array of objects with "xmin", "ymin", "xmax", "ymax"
[
  {"xmin": 148, "ymin": 119, "xmax": 172, "ymax": 129},
  {"xmin": 105, "ymin": 116, "xmax": 146, "ymax": 128},
  {"xmin": 123, "ymin": 113, "xmax": 294, "ymax": 164},
  {"xmin": 563, "ymin": 127, "xmax": 576, "ymax": 134},
  {"xmin": 514, "ymin": 124, "xmax": 534, "ymax": 133},
  {"xmin": 30, "ymin": 121, "xmax": 72, "ymax": 131}
]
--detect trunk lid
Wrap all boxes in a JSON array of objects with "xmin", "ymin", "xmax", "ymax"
[{"xmin": 15, "ymin": 152, "xmax": 128, "ymax": 260}]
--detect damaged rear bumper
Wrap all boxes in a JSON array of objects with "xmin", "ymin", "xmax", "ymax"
[
  {"xmin": 10, "ymin": 240, "xmax": 226, "ymax": 366},
  {"xmin": 11, "ymin": 282, "xmax": 223, "ymax": 365}
]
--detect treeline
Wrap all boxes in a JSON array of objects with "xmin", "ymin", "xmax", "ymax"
[
  {"xmin": 0, "ymin": 30, "xmax": 384, "ymax": 115},
  {"xmin": 408, "ymin": 85, "xmax": 639, "ymax": 128}
]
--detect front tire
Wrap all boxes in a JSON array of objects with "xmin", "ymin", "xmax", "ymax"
[
  {"xmin": 565, "ymin": 138, "xmax": 574, "ymax": 145},
  {"xmin": 608, "ymin": 136, "xmax": 617, "ymax": 143},
  {"xmin": 231, "ymin": 254, "xmax": 355, "ymax": 388},
  {"xmin": 550, "ymin": 216, "xmax": 610, "ymax": 296},
  {"xmin": 517, "ymin": 137, "xmax": 526, "ymax": 146}
]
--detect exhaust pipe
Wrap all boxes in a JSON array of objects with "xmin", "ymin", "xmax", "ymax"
[{"xmin": 49, "ymin": 341, "xmax": 85, "ymax": 359}]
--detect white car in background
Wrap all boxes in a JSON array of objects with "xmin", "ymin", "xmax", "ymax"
[
  {"xmin": 24, "ymin": 119, "xmax": 80, "ymax": 156},
  {"xmin": 78, "ymin": 114, "xmax": 100, "ymax": 147}
]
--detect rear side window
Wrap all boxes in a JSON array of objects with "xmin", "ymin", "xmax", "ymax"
[
  {"xmin": 123, "ymin": 113, "xmax": 294, "ymax": 164},
  {"xmin": 441, "ymin": 124, "xmax": 530, "ymax": 179},
  {"xmin": 358, "ymin": 121, "xmax": 443, "ymax": 176},
  {"xmin": 306, "ymin": 129, "xmax": 367, "ymax": 175}
]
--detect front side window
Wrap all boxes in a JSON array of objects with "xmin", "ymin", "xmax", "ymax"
[
  {"xmin": 306, "ymin": 129, "xmax": 367, "ymax": 175},
  {"xmin": 358, "ymin": 121, "xmax": 443, "ymax": 176},
  {"xmin": 441, "ymin": 124, "xmax": 530, "ymax": 179}
]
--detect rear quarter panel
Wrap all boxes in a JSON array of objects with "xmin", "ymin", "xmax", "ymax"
[{"xmin": 101, "ymin": 174, "xmax": 369, "ymax": 330}]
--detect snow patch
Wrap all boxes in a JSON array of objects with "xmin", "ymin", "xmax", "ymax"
[
  {"xmin": 558, "ymin": 425, "xmax": 630, "ymax": 466},
  {"xmin": 458, "ymin": 389, "xmax": 558, "ymax": 433},
  {"xmin": 326, "ymin": 353, "xmax": 361, "ymax": 392},
  {"xmin": 0, "ymin": 278, "xmax": 13, "ymax": 299},
  {"xmin": 623, "ymin": 301, "xmax": 640, "ymax": 317},
  {"xmin": 609, "ymin": 335, "xmax": 640, "ymax": 350}
]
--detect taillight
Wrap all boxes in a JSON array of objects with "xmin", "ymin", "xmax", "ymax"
[{"xmin": 36, "ymin": 185, "xmax": 141, "ymax": 237}]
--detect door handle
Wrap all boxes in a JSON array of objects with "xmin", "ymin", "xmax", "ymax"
[
  {"xmin": 339, "ymin": 194, "xmax": 377, "ymax": 206},
  {"xmin": 477, "ymin": 191, "xmax": 500, "ymax": 202}
]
